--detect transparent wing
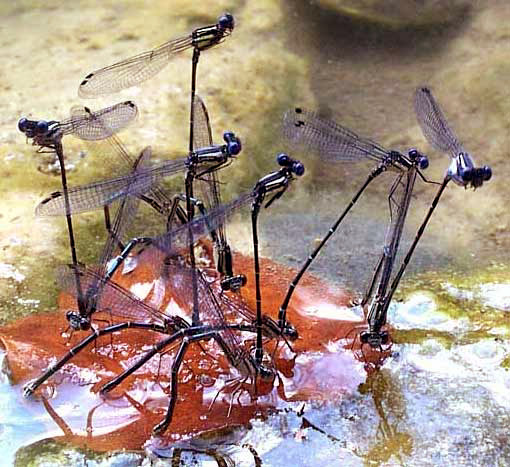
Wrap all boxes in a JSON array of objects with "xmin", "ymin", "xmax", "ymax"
[
  {"xmin": 414, "ymin": 86, "xmax": 465, "ymax": 158},
  {"xmin": 78, "ymin": 35, "xmax": 192, "ymax": 97},
  {"xmin": 375, "ymin": 169, "xmax": 417, "ymax": 301},
  {"xmin": 192, "ymin": 94, "xmax": 229, "ymax": 245},
  {"xmin": 192, "ymin": 94, "xmax": 213, "ymax": 150},
  {"xmin": 282, "ymin": 107, "xmax": 389, "ymax": 163},
  {"xmin": 52, "ymin": 101, "xmax": 138, "ymax": 142},
  {"xmin": 193, "ymin": 94, "xmax": 215, "ymax": 211},
  {"xmin": 153, "ymin": 191, "xmax": 253, "ymax": 256},
  {"xmin": 60, "ymin": 101, "xmax": 139, "ymax": 140},
  {"xmin": 58, "ymin": 265, "xmax": 170, "ymax": 324},
  {"xmin": 35, "ymin": 158, "xmax": 186, "ymax": 216},
  {"xmin": 166, "ymin": 262, "xmax": 246, "ymax": 358},
  {"xmin": 97, "ymin": 146, "xmax": 152, "ymax": 270}
]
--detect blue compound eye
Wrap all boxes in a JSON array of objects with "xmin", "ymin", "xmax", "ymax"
[
  {"xmin": 18, "ymin": 118, "xmax": 28, "ymax": 132},
  {"xmin": 228, "ymin": 141, "xmax": 241, "ymax": 155},
  {"xmin": 292, "ymin": 161, "xmax": 305, "ymax": 176},
  {"xmin": 223, "ymin": 132, "xmax": 241, "ymax": 154},
  {"xmin": 277, "ymin": 153, "xmax": 290, "ymax": 166},
  {"xmin": 482, "ymin": 166, "xmax": 492, "ymax": 181},
  {"xmin": 36, "ymin": 120, "xmax": 49, "ymax": 134},
  {"xmin": 408, "ymin": 148, "xmax": 418, "ymax": 160},
  {"xmin": 419, "ymin": 156, "xmax": 429, "ymax": 170},
  {"xmin": 219, "ymin": 13, "xmax": 234, "ymax": 30},
  {"xmin": 223, "ymin": 131, "xmax": 234, "ymax": 142}
]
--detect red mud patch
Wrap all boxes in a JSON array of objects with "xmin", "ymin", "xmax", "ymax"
[{"xmin": 0, "ymin": 248, "xmax": 387, "ymax": 451}]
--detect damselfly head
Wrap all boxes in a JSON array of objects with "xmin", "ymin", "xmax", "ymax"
[
  {"xmin": 220, "ymin": 274, "xmax": 247, "ymax": 291},
  {"xmin": 408, "ymin": 148, "xmax": 429, "ymax": 170},
  {"xmin": 481, "ymin": 165, "xmax": 492, "ymax": 181},
  {"xmin": 256, "ymin": 362, "xmax": 274, "ymax": 382},
  {"xmin": 282, "ymin": 322, "xmax": 299, "ymax": 340},
  {"xmin": 360, "ymin": 330, "xmax": 390, "ymax": 348},
  {"xmin": 218, "ymin": 13, "xmax": 234, "ymax": 31},
  {"xmin": 277, "ymin": 153, "xmax": 305, "ymax": 176},
  {"xmin": 463, "ymin": 165, "xmax": 492, "ymax": 188},
  {"xmin": 18, "ymin": 118, "xmax": 50, "ymax": 138},
  {"xmin": 223, "ymin": 131, "xmax": 242, "ymax": 155}
]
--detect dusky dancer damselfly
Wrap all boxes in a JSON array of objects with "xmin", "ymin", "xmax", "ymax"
[
  {"xmin": 361, "ymin": 86, "xmax": 493, "ymax": 346},
  {"xmin": 277, "ymin": 107, "xmax": 429, "ymax": 336}
]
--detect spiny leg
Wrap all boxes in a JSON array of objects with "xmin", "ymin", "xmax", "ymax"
[{"xmin": 23, "ymin": 322, "xmax": 168, "ymax": 397}]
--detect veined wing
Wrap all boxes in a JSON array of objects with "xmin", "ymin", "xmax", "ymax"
[
  {"xmin": 78, "ymin": 35, "xmax": 192, "ymax": 97},
  {"xmin": 58, "ymin": 265, "xmax": 174, "ymax": 325},
  {"xmin": 414, "ymin": 86, "xmax": 465, "ymax": 158},
  {"xmin": 63, "ymin": 101, "xmax": 138, "ymax": 141},
  {"xmin": 283, "ymin": 107, "xmax": 389, "ymax": 163},
  {"xmin": 35, "ymin": 158, "xmax": 186, "ymax": 216}
]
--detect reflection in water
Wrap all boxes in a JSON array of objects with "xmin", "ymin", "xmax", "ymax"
[
  {"xmin": 359, "ymin": 369, "xmax": 412, "ymax": 466},
  {"xmin": 1, "ymin": 249, "xmax": 384, "ymax": 463}
]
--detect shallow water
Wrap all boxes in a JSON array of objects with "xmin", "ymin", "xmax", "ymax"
[
  {"xmin": 3, "ymin": 276, "xmax": 510, "ymax": 465},
  {"xmin": 1, "ymin": 0, "xmax": 510, "ymax": 465}
]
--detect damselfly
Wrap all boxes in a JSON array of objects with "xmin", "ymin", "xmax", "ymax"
[
  {"xmin": 78, "ymin": 13, "xmax": 235, "ymax": 99},
  {"xmin": 18, "ymin": 101, "xmax": 139, "ymax": 317},
  {"xmin": 277, "ymin": 107, "xmax": 429, "ymax": 336},
  {"xmin": 361, "ymin": 86, "xmax": 492, "ymax": 346}
]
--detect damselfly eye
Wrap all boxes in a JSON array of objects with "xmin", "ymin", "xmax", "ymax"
[
  {"xmin": 223, "ymin": 132, "xmax": 241, "ymax": 154},
  {"xmin": 408, "ymin": 148, "xmax": 418, "ymax": 159},
  {"xmin": 292, "ymin": 161, "xmax": 305, "ymax": 176},
  {"xmin": 218, "ymin": 13, "xmax": 234, "ymax": 30},
  {"xmin": 223, "ymin": 131, "xmax": 234, "ymax": 142},
  {"xmin": 36, "ymin": 120, "xmax": 49, "ymax": 134},
  {"xmin": 277, "ymin": 153, "xmax": 290, "ymax": 166},
  {"xmin": 418, "ymin": 156, "xmax": 429, "ymax": 170},
  {"xmin": 482, "ymin": 165, "xmax": 492, "ymax": 181},
  {"xmin": 18, "ymin": 118, "xmax": 28, "ymax": 132},
  {"xmin": 228, "ymin": 140, "xmax": 241, "ymax": 155}
]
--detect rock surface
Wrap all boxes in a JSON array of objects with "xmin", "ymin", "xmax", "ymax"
[{"xmin": 316, "ymin": 0, "xmax": 470, "ymax": 27}]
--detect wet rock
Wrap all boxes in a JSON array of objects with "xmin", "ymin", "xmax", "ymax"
[{"xmin": 315, "ymin": 0, "xmax": 470, "ymax": 28}]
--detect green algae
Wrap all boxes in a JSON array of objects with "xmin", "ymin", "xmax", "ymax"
[
  {"xmin": 391, "ymin": 263, "xmax": 510, "ymax": 346},
  {"xmin": 14, "ymin": 439, "xmax": 143, "ymax": 467}
]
